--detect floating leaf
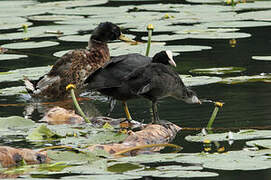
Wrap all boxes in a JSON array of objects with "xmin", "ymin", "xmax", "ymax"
[
  {"xmin": 53, "ymin": 50, "xmax": 71, "ymax": 58},
  {"xmin": 0, "ymin": 116, "xmax": 35, "ymax": 130},
  {"xmin": 118, "ymin": 153, "xmax": 180, "ymax": 164},
  {"xmin": 108, "ymin": 163, "xmax": 142, "ymax": 173},
  {"xmin": 175, "ymin": 27, "xmax": 240, "ymax": 34},
  {"xmin": 141, "ymin": 34, "xmax": 188, "ymax": 41},
  {"xmin": 58, "ymin": 34, "xmax": 90, "ymax": 42},
  {"xmin": 0, "ymin": 54, "xmax": 27, "ymax": 61},
  {"xmin": 186, "ymin": 0, "xmax": 222, "ymax": 3},
  {"xmin": 189, "ymin": 67, "xmax": 246, "ymax": 75},
  {"xmin": 109, "ymin": 42, "xmax": 212, "ymax": 57},
  {"xmin": 220, "ymin": 74, "xmax": 271, "ymax": 84},
  {"xmin": 28, "ymin": 0, "xmax": 107, "ymax": 9},
  {"xmin": 236, "ymin": 10, "xmax": 271, "ymax": 21},
  {"xmin": 187, "ymin": 32, "xmax": 251, "ymax": 39},
  {"xmin": 0, "ymin": 66, "xmax": 51, "ymax": 83},
  {"xmin": 2, "ymin": 41, "xmax": 59, "ymax": 49},
  {"xmin": 156, "ymin": 165, "xmax": 203, "ymax": 171},
  {"xmin": 185, "ymin": 129, "xmax": 271, "ymax": 142},
  {"xmin": 27, "ymin": 15, "xmax": 84, "ymax": 22},
  {"xmin": 181, "ymin": 75, "xmax": 222, "ymax": 86},
  {"xmin": 174, "ymin": 150, "xmax": 271, "ymax": 171},
  {"xmin": 0, "ymin": 16, "xmax": 32, "ymax": 30},
  {"xmin": 47, "ymin": 150, "xmax": 98, "ymax": 165},
  {"xmin": 27, "ymin": 124, "xmax": 63, "ymax": 141},
  {"xmin": 199, "ymin": 21, "xmax": 271, "ymax": 28},
  {"xmin": 252, "ymin": 56, "xmax": 271, "ymax": 61},
  {"xmin": 246, "ymin": 139, "xmax": 271, "ymax": 149},
  {"xmin": 235, "ymin": 1, "xmax": 271, "ymax": 11},
  {"xmin": 0, "ymin": 86, "xmax": 26, "ymax": 96},
  {"xmin": 124, "ymin": 169, "xmax": 218, "ymax": 178}
]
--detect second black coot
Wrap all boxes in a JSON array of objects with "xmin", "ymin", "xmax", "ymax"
[{"xmin": 85, "ymin": 51, "xmax": 176, "ymax": 120}]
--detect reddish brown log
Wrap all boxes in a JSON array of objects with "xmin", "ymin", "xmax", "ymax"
[{"xmin": 0, "ymin": 146, "xmax": 49, "ymax": 168}]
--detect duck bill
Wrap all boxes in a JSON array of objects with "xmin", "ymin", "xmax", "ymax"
[{"xmin": 119, "ymin": 33, "xmax": 134, "ymax": 43}]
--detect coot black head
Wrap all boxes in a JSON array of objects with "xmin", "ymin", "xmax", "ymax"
[
  {"xmin": 152, "ymin": 50, "xmax": 176, "ymax": 67},
  {"xmin": 183, "ymin": 88, "xmax": 201, "ymax": 104},
  {"xmin": 91, "ymin": 22, "xmax": 121, "ymax": 42}
]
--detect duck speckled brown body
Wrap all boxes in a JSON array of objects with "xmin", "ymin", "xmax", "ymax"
[
  {"xmin": 24, "ymin": 22, "xmax": 123, "ymax": 99},
  {"xmin": 37, "ymin": 41, "xmax": 109, "ymax": 99}
]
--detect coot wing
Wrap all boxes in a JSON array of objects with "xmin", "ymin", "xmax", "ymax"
[{"xmin": 85, "ymin": 53, "xmax": 152, "ymax": 90}]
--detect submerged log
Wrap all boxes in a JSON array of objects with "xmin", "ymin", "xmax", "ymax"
[
  {"xmin": 87, "ymin": 123, "xmax": 181, "ymax": 156},
  {"xmin": 43, "ymin": 106, "xmax": 181, "ymax": 156},
  {"xmin": 0, "ymin": 146, "xmax": 49, "ymax": 168}
]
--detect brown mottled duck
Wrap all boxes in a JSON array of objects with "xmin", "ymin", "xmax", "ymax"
[{"xmin": 24, "ymin": 22, "xmax": 129, "ymax": 99}]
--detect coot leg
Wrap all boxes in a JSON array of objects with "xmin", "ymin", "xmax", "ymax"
[
  {"xmin": 151, "ymin": 101, "xmax": 160, "ymax": 124},
  {"xmin": 107, "ymin": 97, "xmax": 117, "ymax": 116},
  {"xmin": 123, "ymin": 101, "xmax": 132, "ymax": 120}
]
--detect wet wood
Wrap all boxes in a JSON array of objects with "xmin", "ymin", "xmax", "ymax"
[
  {"xmin": 0, "ymin": 146, "xmax": 49, "ymax": 168},
  {"xmin": 87, "ymin": 123, "xmax": 181, "ymax": 156}
]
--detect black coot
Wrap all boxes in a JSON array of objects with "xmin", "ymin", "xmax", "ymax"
[
  {"xmin": 85, "ymin": 51, "xmax": 176, "ymax": 120},
  {"xmin": 122, "ymin": 61, "xmax": 201, "ymax": 123}
]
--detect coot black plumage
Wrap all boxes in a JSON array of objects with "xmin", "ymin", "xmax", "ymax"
[
  {"xmin": 123, "ymin": 61, "xmax": 201, "ymax": 123},
  {"xmin": 85, "ymin": 51, "xmax": 178, "ymax": 120},
  {"xmin": 23, "ymin": 22, "xmax": 126, "ymax": 99}
]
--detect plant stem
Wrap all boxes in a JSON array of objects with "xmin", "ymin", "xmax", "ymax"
[
  {"xmin": 145, "ymin": 24, "xmax": 154, "ymax": 57},
  {"xmin": 69, "ymin": 87, "xmax": 91, "ymax": 124},
  {"xmin": 207, "ymin": 102, "xmax": 223, "ymax": 129}
]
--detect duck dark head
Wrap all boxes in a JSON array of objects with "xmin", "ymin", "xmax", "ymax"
[
  {"xmin": 152, "ymin": 50, "xmax": 176, "ymax": 67},
  {"xmin": 90, "ymin": 22, "xmax": 121, "ymax": 42}
]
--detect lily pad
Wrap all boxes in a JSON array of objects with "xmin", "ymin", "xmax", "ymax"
[
  {"xmin": 185, "ymin": 129, "xmax": 271, "ymax": 142},
  {"xmin": 27, "ymin": 15, "xmax": 84, "ymax": 22},
  {"xmin": 175, "ymin": 27, "xmax": 240, "ymax": 34},
  {"xmin": 186, "ymin": 0, "xmax": 223, "ymax": 3},
  {"xmin": 174, "ymin": 150, "xmax": 271, "ymax": 171},
  {"xmin": 0, "ymin": 116, "xmax": 35, "ymax": 130},
  {"xmin": 63, "ymin": 174, "xmax": 141, "ymax": 180},
  {"xmin": 0, "ymin": 86, "xmax": 27, "ymax": 96},
  {"xmin": 27, "ymin": 124, "xmax": 63, "ymax": 141},
  {"xmin": 0, "ymin": 16, "xmax": 32, "ymax": 30},
  {"xmin": 252, "ymin": 56, "xmax": 271, "ymax": 61},
  {"xmin": 118, "ymin": 153, "xmax": 180, "ymax": 164},
  {"xmin": 156, "ymin": 165, "xmax": 203, "ymax": 171},
  {"xmin": 199, "ymin": 21, "xmax": 271, "ymax": 28},
  {"xmin": 109, "ymin": 42, "xmax": 212, "ymax": 57},
  {"xmin": 50, "ymin": 6, "xmax": 128, "ymax": 17},
  {"xmin": 29, "ymin": 0, "xmax": 107, "ymax": 9},
  {"xmin": 235, "ymin": 1, "xmax": 271, "ymax": 11},
  {"xmin": 0, "ymin": 54, "xmax": 27, "ymax": 61},
  {"xmin": 53, "ymin": 50, "xmax": 71, "ymax": 58},
  {"xmin": 141, "ymin": 34, "xmax": 188, "ymax": 41},
  {"xmin": 189, "ymin": 67, "xmax": 246, "ymax": 75},
  {"xmin": 246, "ymin": 139, "xmax": 271, "ymax": 149},
  {"xmin": 47, "ymin": 150, "xmax": 98, "ymax": 165},
  {"xmin": 236, "ymin": 10, "xmax": 271, "ymax": 21},
  {"xmin": 58, "ymin": 34, "xmax": 90, "ymax": 42},
  {"xmin": 187, "ymin": 32, "xmax": 251, "ymax": 39},
  {"xmin": 220, "ymin": 74, "xmax": 271, "ymax": 84},
  {"xmin": 0, "ymin": 66, "xmax": 51, "ymax": 83},
  {"xmin": 124, "ymin": 170, "xmax": 218, "ymax": 178},
  {"xmin": 1, "ymin": 41, "xmax": 59, "ymax": 49},
  {"xmin": 181, "ymin": 75, "xmax": 222, "ymax": 86}
]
